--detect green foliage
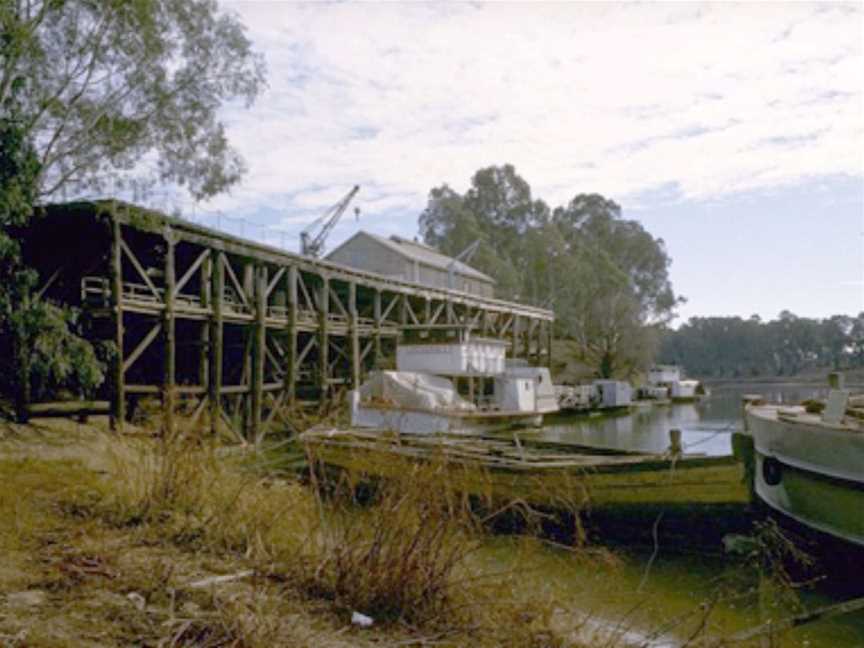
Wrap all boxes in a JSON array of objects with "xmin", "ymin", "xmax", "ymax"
[
  {"xmin": 418, "ymin": 165, "xmax": 681, "ymax": 378},
  {"xmin": 0, "ymin": 95, "xmax": 104, "ymax": 405},
  {"xmin": 660, "ymin": 312, "xmax": 864, "ymax": 378},
  {"xmin": 1, "ymin": 0, "xmax": 266, "ymax": 201}
]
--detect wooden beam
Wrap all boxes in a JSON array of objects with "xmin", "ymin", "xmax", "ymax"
[
  {"xmin": 373, "ymin": 289, "xmax": 382, "ymax": 368},
  {"xmin": 209, "ymin": 251, "xmax": 224, "ymax": 436},
  {"xmin": 328, "ymin": 284, "xmax": 348, "ymax": 319},
  {"xmin": 175, "ymin": 248, "xmax": 209, "ymax": 295},
  {"xmin": 251, "ymin": 266, "xmax": 267, "ymax": 444},
  {"xmin": 110, "ymin": 213, "xmax": 125, "ymax": 430},
  {"xmin": 122, "ymin": 322, "xmax": 162, "ymax": 374},
  {"xmin": 199, "ymin": 253, "xmax": 212, "ymax": 389},
  {"xmin": 163, "ymin": 228, "xmax": 176, "ymax": 437},
  {"xmin": 120, "ymin": 239, "xmax": 160, "ymax": 300},
  {"xmin": 221, "ymin": 253, "xmax": 250, "ymax": 309},
  {"xmin": 318, "ymin": 276, "xmax": 330, "ymax": 402},
  {"xmin": 428, "ymin": 301, "xmax": 446, "ymax": 327},
  {"xmin": 285, "ymin": 266, "xmax": 298, "ymax": 405},
  {"xmin": 266, "ymin": 266, "xmax": 285, "ymax": 298},
  {"xmin": 297, "ymin": 271, "xmax": 315, "ymax": 310},
  {"xmin": 34, "ymin": 266, "xmax": 61, "ymax": 301},
  {"xmin": 297, "ymin": 335, "xmax": 316, "ymax": 366},
  {"xmin": 380, "ymin": 292, "xmax": 400, "ymax": 323},
  {"xmin": 349, "ymin": 281, "xmax": 361, "ymax": 388}
]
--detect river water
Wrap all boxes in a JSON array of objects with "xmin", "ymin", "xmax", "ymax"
[
  {"xmin": 539, "ymin": 383, "xmax": 831, "ymax": 457},
  {"xmin": 480, "ymin": 383, "xmax": 864, "ymax": 647}
]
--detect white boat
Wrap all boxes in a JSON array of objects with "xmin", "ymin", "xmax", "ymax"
[
  {"xmin": 745, "ymin": 389, "xmax": 864, "ymax": 547},
  {"xmin": 349, "ymin": 328, "xmax": 558, "ymax": 435}
]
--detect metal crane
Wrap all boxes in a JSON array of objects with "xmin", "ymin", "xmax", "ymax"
[
  {"xmin": 299, "ymin": 185, "xmax": 360, "ymax": 257},
  {"xmin": 447, "ymin": 239, "xmax": 482, "ymax": 290}
]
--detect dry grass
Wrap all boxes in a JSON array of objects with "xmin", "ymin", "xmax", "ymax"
[{"xmin": 0, "ymin": 419, "xmax": 796, "ymax": 648}]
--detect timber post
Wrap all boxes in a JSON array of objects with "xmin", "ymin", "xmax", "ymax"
[
  {"xmin": 199, "ymin": 252, "xmax": 212, "ymax": 396},
  {"xmin": 373, "ymin": 289, "xmax": 382, "ymax": 368},
  {"xmin": 241, "ymin": 263, "xmax": 254, "ymax": 436},
  {"xmin": 318, "ymin": 275, "xmax": 330, "ymax": 404},
  {"xmin": 209, "ymin": 253, "xmax": 224, "ymax": 436},
  {"xmin": 163, "ymin": 227, "xmax": 176, "ymax": 437},
  {"xmin": 251, "ymin": 265, "xmax": 267, "ymax": 444},
  {"xmin": 284, "ymin": 265, "xmax": 298, "ymax": 405},
  {"xmin": 349, "ymin": 281, "xmax": 361, "ymax": 388},
  {"xmin": 546, "ymin": 320, "xmax": 554, "ymax": 369},
  {"xmin": 109, "ymin": 209, "xmax": 125, "ymax": 430}
]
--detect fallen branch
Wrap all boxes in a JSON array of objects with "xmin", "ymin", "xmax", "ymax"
[
  {"xmin": 724, "ymin": 594, "xmax": 864, "ymax": 643},
  {"xmin": 185, "ymin": 570, "xmax": 255, "ymax": 590}
]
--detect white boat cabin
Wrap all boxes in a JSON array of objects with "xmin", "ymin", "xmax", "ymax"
[
  {"xmin": 648, "ymin": 365, "xmax": 682, "ymax": 385},
  {"xmin": 594, "ymin": 380, "xmax": 633, "ymax": 408}
]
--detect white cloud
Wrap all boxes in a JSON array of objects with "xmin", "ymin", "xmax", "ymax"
[{"xmin": 189, "ymin": 0, "xmax": 862, "ymax": 234}]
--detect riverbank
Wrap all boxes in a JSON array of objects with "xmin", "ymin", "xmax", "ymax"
[
  {"xmin": 3, "ymin": 415, "xmax": 858, "ymax": 647},
  {"xmin": 704, "ymin": 368, "xmax": 864, "ymax": 388},
  {"xmin": 0, "ymin": 417, "xmax": 633, "ymax": 648}
]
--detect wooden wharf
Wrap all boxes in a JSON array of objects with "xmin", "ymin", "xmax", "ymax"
[{"xmin": 17, "ymin": 200, "xmax": 554, "ymax": 444}]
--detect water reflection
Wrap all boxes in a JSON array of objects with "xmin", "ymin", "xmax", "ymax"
[{"xmin": 540, "ymin": 383, "xmax": 830, "ymax": 457}]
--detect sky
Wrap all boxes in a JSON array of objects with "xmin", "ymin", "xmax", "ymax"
[{"xmin": 166, "ymin": 1, "xmax": 863, "ymax": 324}]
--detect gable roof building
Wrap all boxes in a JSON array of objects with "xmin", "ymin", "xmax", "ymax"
[{"xmin": 326, "ymin": 231, "xmax": 495, "ymax": 297}]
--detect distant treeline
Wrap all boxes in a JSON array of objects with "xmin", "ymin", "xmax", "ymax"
[{"xmin": 659, "ymin": 312, "xmax": 864, "ymax": 379}]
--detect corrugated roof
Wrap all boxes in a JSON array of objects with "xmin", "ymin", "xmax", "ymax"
[{"xmin": 330, "ymin": 231, "xmax": 495, "ymax": 284}]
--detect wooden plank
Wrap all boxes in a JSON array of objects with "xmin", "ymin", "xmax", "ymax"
[{"xmin": 27, "ymin": 401, "xmax": 110, "ymax": 418}]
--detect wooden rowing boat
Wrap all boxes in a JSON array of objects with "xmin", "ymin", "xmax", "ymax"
[{"xmin": 301, "ymin": 427, "xmax": 752, "ymax": 510}]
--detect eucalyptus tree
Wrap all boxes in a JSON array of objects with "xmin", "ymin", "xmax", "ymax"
[
  {"xmin": 0, "ymin": 0, "xmax": 265, "ymax": 412},
  {"xmin": 1, "ymin": 0, "xmax": 266, "ymax": 200},
  {"xmin": 418, "ymin": 165, "xmax": 681, "ymax": 378}
]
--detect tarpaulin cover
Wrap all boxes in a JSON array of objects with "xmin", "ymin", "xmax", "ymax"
[{"xmin": 358, "ymin": 371, "xmax": 476, "ymax": 412}]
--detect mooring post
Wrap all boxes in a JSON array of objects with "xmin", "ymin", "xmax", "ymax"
[
  {"xmin": 285, "ymin": 265, "xmax": 298, "ymax": 405},
  {"xmin": 109, "ymin": 211, "xmax": 125, "ymax": 430},
  {"xmin": 251, "ymin": 265, "xmax": 266, "ymax": 444},
  {"xmin": 349, "ymin": 281, "xmax": 361, "ymax": 389},
  {"xmin": 163, "ymin": 228, "xmax": 176, "ymax": 437},
  {"xmin": 318, "ymin": 275, "xmax": 330, "ymax": 404},
  {"xmin": 209, "ymin": 253, "xmax": 224, "ymax": 436}
]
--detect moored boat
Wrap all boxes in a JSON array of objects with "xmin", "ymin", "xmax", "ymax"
[
  {"xmin": 745, "ymin": 388, "xmax": 864, "ymax": 547},
  {"xmin": 350, "ymin": 325, "xmax": 558, "ymax": 435},
  {"xmin": 302, "ymin": 427, "xmax": 751, "ymax": 510}
]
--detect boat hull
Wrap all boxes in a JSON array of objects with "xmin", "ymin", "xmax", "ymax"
[
  {"xmin": 746, "ymin": 405, "xmax": 864, "ymax": 547},
  {"xmin": 303, "ymin": 429, "xmax": 749, "ymax": 510}
]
